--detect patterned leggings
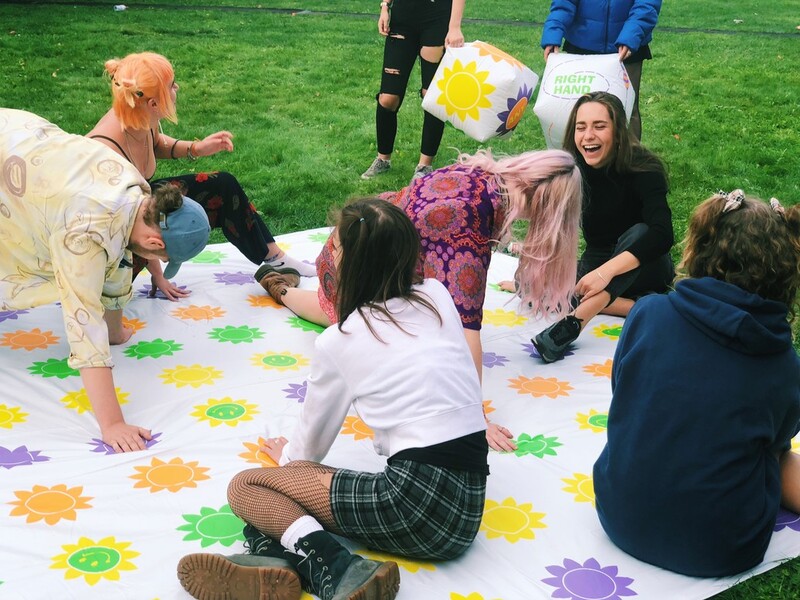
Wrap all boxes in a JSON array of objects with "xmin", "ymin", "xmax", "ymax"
[
  {"xmin": 227, "ymin": 461, "xmax": 342, "ymax": 541},
  {"xmin": 152, "ymin": 171, "xmax": 276, "ymax": 264}
]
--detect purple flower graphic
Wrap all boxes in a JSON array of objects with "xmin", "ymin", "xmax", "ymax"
[
  {"xmin": 774, "ymin": 508, "xmax": 800, "ymax": 532},
  {"xmin": 137, "ymin": 283, "xmax": 189, "ymax": 300},
  {"xmin": 542, "ymin": 558, "xmax": 636, "ymax": 599},
  {"xmin": 482, "ymin": 352, "xmax": 510, "ymax": 369},
  {"xmin": 0, "ymin": 445, "xmax": 50, "ymax": 469},
  {"xmin": 283, "ymin": 381, "xmax": 307, "ymax": 404},
  {"xmin": 523, "ymin": 342, "xmax": 574, "ymax": 360},
  {"xmin": 214, "ymin": 271, "xmax": 255, "ymax": 286},
  {"xmin": 88, "ymin": 432, "xmax": 162, "ymax": 455},
  {"xmin": 496, "ymin": 84, "xmax": 533, "ymax": 136},
  {"xmin": 0, "ymin": 309, "xmax": 29, "ymax": 323}
]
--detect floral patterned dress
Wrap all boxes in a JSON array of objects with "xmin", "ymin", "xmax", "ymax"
[{"xmin": 318, "ymin": 164, "xmax": 505, "ymax": 330}]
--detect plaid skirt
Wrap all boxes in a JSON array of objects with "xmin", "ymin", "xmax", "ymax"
[{"xmin": 329, "ymin": 460, "xmax": 486, "ymax": 560}]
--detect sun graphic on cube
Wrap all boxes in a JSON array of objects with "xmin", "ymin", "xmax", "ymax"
[
  {"xmin": 341, "ymin": 416, "xmax": 374, "ymax": 440},
  {"xmin": 239, "ymin": 437, "xmax": 279, "ymax": 467},
  {"xmin": 576, "ymin": 409, "xmax": 608, "ymax": 433},
  {"xmin": 251, "ymin": 351, "xmax": 310, "ymax": 372},
  {"xmin": 130, "ymin": 457, "xmax": 210, "ymax": 493},
  {"xmin": 359, "ymin": 549, "xmax": 436, "ymax": 574},
  {"xmin": 191, "ymin": 397, "xmax": 259, "ymax": 427},
  {"xmin": 481, "ymin": 308, "xmax": 528, "ymax": 327},
  {"xmin": 10, "ymin": 484, "xmax": 93, "ymax": 525},
  {"xmin": 50, "ymin": 536, "xmax": 138, "ymax": 586},
  {"xmin": 177, "ymin": 504, "xmax": 245, "ymax": 548},
  {"xmin": 0, "ymin": 404, "xmax": 28, "ymax": 429},
  {"xmin": 480, "ymin": 497, "xmax": 546, "ymax": 543},
  {"xmin": 172, "ymin": 304, "xmax": 226, "ymax": 321},
  {"xmin": 562, "ymin": 473, "xmax": 595, "ymax": 506},
  {"xmin": 0, "ymin": 328, "xmax": 60, "ymax": 351},
  {"xmin": 508, "ymin": 376, "xmax": 573, "ymax": 399},
  {"xmin": 583, "ymin": 358, "xmax": 613, "ymax": 378},
  {"xmin": 436, "ymin": 59, "xmax": 496, "ymax": 121},
  {"xmin": 61, "ymin": 388, "xmax": 129, "ymax": 414},
  {"xmin": 473, "ymin": 41, "xmax": 524, "ymax": 69},
  {"xmin": 159, "ymin": 364, "xmax": 223, "ymax": 388}
]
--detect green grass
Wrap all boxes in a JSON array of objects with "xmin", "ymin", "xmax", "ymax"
[{"xmin": 1, "ymin": 2, "xmax": 799, "ymax": 595}]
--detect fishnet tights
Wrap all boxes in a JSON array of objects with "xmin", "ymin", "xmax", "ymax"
[{"xmin": 227, "ymin": 461, "xmax": 341, "ymax": 541}]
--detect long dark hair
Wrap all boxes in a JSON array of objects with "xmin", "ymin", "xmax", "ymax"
[
  {"xmin": 335, "ymin": 197, "xmax": 441, "ymax": 340},
  {"xmin": 563, "ymin": 91, "xmax": 667, "ymax": 179}
]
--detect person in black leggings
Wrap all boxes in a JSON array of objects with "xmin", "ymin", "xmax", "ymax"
[{"xmin": 361, "ymin": 0, "xmax": 466, "ymax": 181}]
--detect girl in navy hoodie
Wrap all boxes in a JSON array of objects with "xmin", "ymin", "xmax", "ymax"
[{"xmin": 593, "ymin": 190, "xmax": 800, "ymax": 577}]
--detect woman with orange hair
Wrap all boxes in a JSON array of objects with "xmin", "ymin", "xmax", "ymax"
[{"xmin": 87, "ymin": 52, "xmax": 313, "ymax": 299}]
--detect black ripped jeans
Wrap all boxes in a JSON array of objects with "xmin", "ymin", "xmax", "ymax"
[{"xmin": 376, "ymin": 0, "xmax": 452, "ymax": 157}]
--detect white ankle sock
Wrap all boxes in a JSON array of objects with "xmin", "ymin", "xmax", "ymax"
[
  {"xmin": 265, "ymin": 253, "xmax": 316, "ymax": 278},
  {"xmin": 281, "ymin": 515, "xmax": 324, "ymax": 554}
]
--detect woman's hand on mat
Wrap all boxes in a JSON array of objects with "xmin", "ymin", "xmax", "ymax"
[
  {"xmin": 262, "ymin": 436, "xmax": 288, "ymax": 463},
  {"xmin": 150, "ymin": 274, "xmax": 191, "ymax": 301},
  {"xmin": 498, "ymin": 280, "xmax": 517, "ymax": 293},
  {"xmin": 486, "ymin": 421, "xmax": 517, "ymax": 452},
  {"xmin": 195, "ymin": 131, "xmax": 234, "ymax": 157},
  {"xmin": 102, "ymin": 422, "xmax": 152, "ymax": 453}
]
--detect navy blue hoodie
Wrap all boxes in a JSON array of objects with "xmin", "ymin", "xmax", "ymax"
[{"xmin": 594, "ymin": 277, "xmax": 800, "ymax": 577}]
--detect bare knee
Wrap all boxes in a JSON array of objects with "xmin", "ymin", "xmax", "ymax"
[
  {"xmin": 378, "ymin": 92, "xmax": 401, "ymax": 112},
  {"xmin": 420, "ymin": 45, "xmax": 444, "ymax": 63}
]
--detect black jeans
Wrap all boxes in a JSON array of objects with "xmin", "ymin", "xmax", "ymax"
[
  {"xmin": 376, "ymin": 0, "xmax": 451, "ymax": 156},
  {"xmin": 578, "ymin": 223, "xmax": 674, "ymax": 303}
]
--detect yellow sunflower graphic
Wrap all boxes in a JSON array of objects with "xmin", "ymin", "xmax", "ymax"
[
  {"xmin": 62, "ymin": 388, "xmax": 129, "ymax": 414},
  {"xmin": 130, "ymin": 457, "xmax": 211, "ymax": 493},
  {"xmin": 9, "ymin": 484, "xmax": 93, "ymax": 525},
  {"xmin": 562, "ymin": 473, "xmax": 595, "ymax": 506},
  {"xmin": 0, "ymin": 403, "xmax": 28, "ymax": 429},
  {"xmin": 250, "ymin": 352, "xmax": 310, "ymax": 372},
  {"xmin": 481, "ymin": 309, "xmax": 528, "ymax": 327},
  {"xmin": 508, "ymin": 376, "xmax": 573, "ymax": 399},
  {"xmin": 435, "ymin": 59, "xmax": 496, "ymax": 121},
  {"xmin": 480, "ymin": 497, "xmax": 546, "ymax": 543},
  {"xmin": 191, "ymin": 397, "xmax": 259, "ymax": 427},
  {"xmin": 159, "ymin": 364, "xmax": 224, "ymax": 388},
  {"xmin": 50, "ymin": 536, "xmax": 138, "ymax": 585},
  {"xmin": 576, "ymin": 409, "xmax": 609, "ymax": 433}
]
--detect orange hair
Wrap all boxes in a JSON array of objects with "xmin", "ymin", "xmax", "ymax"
[{"xmin": 104, "ymin": 52, "xmax": 177, "ymax": 131}]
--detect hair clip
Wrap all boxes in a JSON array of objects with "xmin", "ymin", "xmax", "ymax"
[
  {"xmin": 721, "ymin": 189, "xmax": 745, "ymax": 214},
  {"xmin": 770, "ymin": 197, "xmax": 786, "ymax": 217},
  {"xmin": 358, "ymin": 217, "xmax": 365, "ymax": 222}
]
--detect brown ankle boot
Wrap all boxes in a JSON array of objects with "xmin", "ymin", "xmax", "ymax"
[{"xmin": 255, "ymin": 265, "xmax": 300, "ymax": 305}]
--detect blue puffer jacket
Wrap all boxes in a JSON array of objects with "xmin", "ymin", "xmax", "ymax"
[{"xmin": 541, "ymin": 0, "xmax": 662, "ymax": 53}]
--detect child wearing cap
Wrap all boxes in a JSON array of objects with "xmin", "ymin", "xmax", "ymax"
[{"xmin": 0, "ymin": 108, "xmax": 209, "ymax": 453}]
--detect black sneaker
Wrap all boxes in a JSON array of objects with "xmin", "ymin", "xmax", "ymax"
[{"xmin": 532, "ymin": 315, "xmax": 582, "ymax": 363}]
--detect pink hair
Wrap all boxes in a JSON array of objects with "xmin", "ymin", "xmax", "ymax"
[
  {"xmin": 458, "ymin": 148, "xmax": 582, "ymax": 318},
  {"xmin": 104, "ymin": 52, "xmax": 177, "ymax": 131}
]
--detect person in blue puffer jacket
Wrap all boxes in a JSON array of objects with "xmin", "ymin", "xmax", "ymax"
[{"xmin": 540, "ymin": 0, "xmax": 662, "ymax": 139}]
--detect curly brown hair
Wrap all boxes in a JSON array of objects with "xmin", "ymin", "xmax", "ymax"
[{"xmin": 677, "ymin": 192, "xmax": 800, "ymax": 319}]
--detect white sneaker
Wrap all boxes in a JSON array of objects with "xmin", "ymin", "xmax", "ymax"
[{"xmin": 361, "ymin": 157, "xmax": 391, "ymax": 179}]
